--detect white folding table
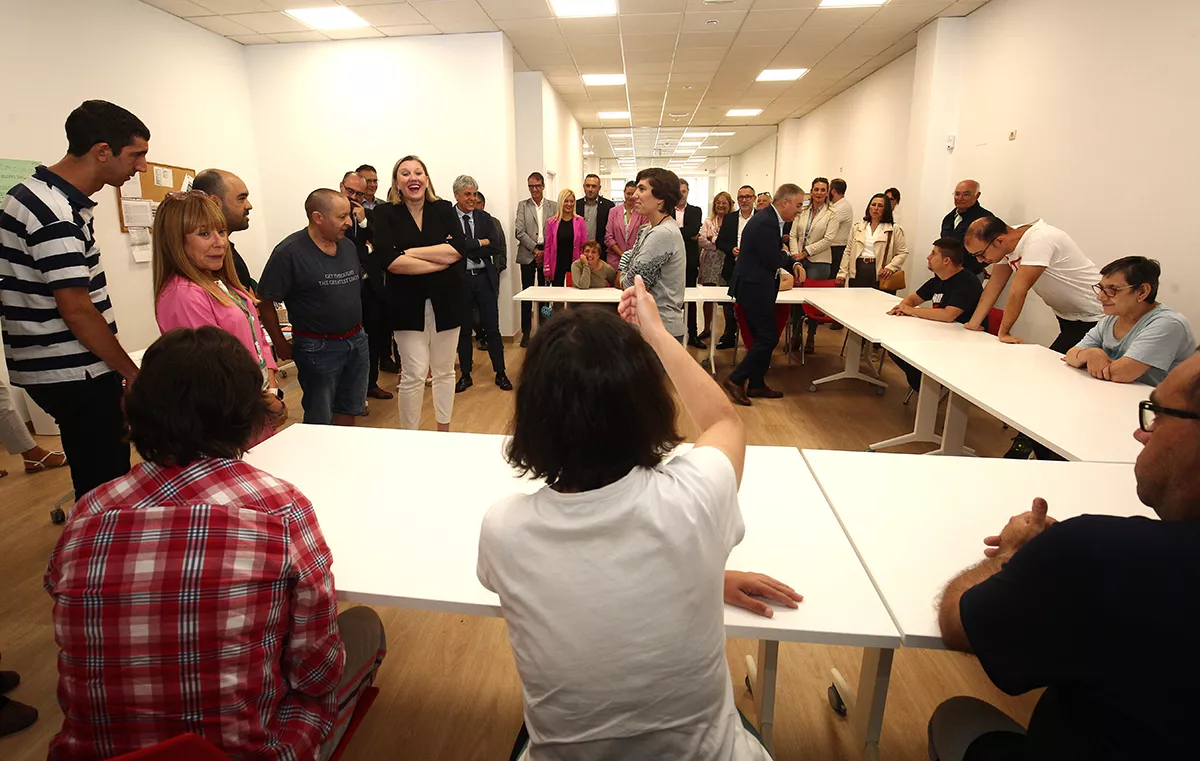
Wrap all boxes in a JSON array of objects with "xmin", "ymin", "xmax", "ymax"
[{"xmin": 244, "ymin": 425, "xmax": 900, "ymax": 756}]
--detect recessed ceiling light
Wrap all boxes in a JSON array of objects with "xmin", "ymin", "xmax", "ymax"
[
  {"xmin": 705, "ymin": 19, "xmax": 719, "ymax": 25},
  {"xmin": 550, "ymin": 0, "xmax": 617, "ymax": 17},
  {"xmin": 682, "ymin": 85, "xmax": 694, "ymax": 90},
  {"xmin": 683, "ymin": 131, "xmax": 708, "ymax": 137},
  {"xmin": 676, "ymin": 141, "xmax": 702, "ymax": 147},
  {"xmin": 818, "ymin": 0, "xmax": 886, "ymax": 6},
  {"xmin": 757, "ymin": 68, "xmax": 809, "ymax": 82},
  {"xmin": 710, "ymin": 131, "xmax": 736, "ymax": 136},
  {"xmin": 613, "ymin": 146, "xmax": 633, "ymax": 151},
  {"xmin": 668, "ymin": 112, "xmax": 689, "ymax": 118},
  {"xmin": 285, "ymin": 6, "xmax": 369, "ymax": 29},
  {"xmin": 598, "ymin": 111, "xmax": 631, "ymax": 119},
  {"xmin": 674, "ymin": 149, "xmax": 694, "ymax": 154},
  {"xmin": 582, "ymin": 73, "xmax": 626, "ymax": 86},
  {"xmin": 726, "ymin": 109, "xmax": 762, "ymax": 117},
  {"xmin": 696, "ymin": 145, "xmax": 718, "ymax": 149},
  {"xmin": 583, "ymin": 151, "xmax": 595, "ymax": 156}
]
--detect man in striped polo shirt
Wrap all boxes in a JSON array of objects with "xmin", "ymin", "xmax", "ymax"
[{"xmin": 0, "ymin": 100, "xmax": 148, "ymax": 500}]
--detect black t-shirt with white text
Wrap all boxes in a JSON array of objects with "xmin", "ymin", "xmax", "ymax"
[
  {"xmin": 960, "ymin": 515, "xmax": 1200, "ymax": 760},
  {"xmin": 257, "ymin": 229, "xmax": 361, "ymax": 335},
  {"xmin": 914, "ymin": 268, "xmax": 982, "ymax": 323}
]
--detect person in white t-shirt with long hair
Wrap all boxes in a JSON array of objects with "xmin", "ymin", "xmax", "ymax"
[{"xmin": 477, "ymin": 275, "xmax": 801, "ymax": 761}]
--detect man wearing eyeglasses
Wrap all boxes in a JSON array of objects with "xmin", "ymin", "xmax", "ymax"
[
  {"xmin": 931, "ymin": 352, "xmax": 1200, "ymax": 761},
  {"xmin": 963, "ymin": 216, "xmax": 1102, "ymax": 352},
  {"xmin": 340, "ymin": 172, "xmax": 392, "ymax": 403},
  {"xmin": 515, "ymin": 172, "xmax": 557, "ymax": 348},
  {"xmin": 940, "ymin": 180, "xmax": 992, "ymax": 280}
]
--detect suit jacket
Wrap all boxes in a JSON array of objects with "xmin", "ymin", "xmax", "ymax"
[
  {"xmin": 716, "ymin": 210, "xmax": 753, "ymax": 284},
  {"xmin": 576, "ymin": 196, "xmax": 615, "ymax": 246},
  {"xmin": 514, "ymin": 197, "xmax": 558, "ymax": 265},
  {"xmin": 729, "ymin": 205, "xmax": 792, "ymax": 299},
  {"xmin": 941, "ymin": 201, "xmax": 992, "ymax": 274},
  {"xmin": 455, "ymin": 205, "xmax": 501, "ymax": 292},
  {"xmin": 675, "ymin": 203, "xmax": 703, "ymax": 266},
  {"xmin": 346, "ymin": 207, "xmax": 384, "ymax": 298},
  {"xmin": 488, "ymin": 213, "xmax": 508, "ymax": 273}
]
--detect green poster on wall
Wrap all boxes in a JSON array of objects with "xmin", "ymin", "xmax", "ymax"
[{"xmin": 0, "ymin": 158, "xmax": 42, "ymax": 197}]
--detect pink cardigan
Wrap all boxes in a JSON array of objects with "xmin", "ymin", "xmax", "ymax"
[
  {"xmin": 156, "ymin": 276, "xmax": 278, "ymax": 373},
  {"xmin": 543, "ymin": 215, "xmax": 587, "ymax": 282}
]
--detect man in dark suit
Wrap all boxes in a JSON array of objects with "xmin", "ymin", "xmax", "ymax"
[
  {"xmin": 341, "ymin": 171, "xmax": 393, "ymax": 401},
  {"xmin": 452, "ymin": 175, "xmax": 512, "ymax": 393},
  {"xmin": 715, "ymin": 185, "xmax": 757, "ymax": 349},
  {"xmin": 577, "ymin": 173, "xmax": 614, "ymax": 248},
  {"xmin": 472, "ymin": 190, "xmax": 506, "ymax": 350},
  {"xmin": 723, "ymin": 184, "xmax": 805, "ymax": 406},
  {"xmin": 673, "ymin": 178, "xmax": 705, "ymax": 348},
  {"xmin": 941, "ymin": 179, "xmax": 992, "ymax": 279}
]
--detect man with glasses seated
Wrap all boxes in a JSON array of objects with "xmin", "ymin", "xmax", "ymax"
[
  {"xmin": 929, "ymin": 352, "xmax": 1200, "ymax": 761},
  {"xmin": 962, "ymin": 216, "xmax": 1103, "ymax": 352}
]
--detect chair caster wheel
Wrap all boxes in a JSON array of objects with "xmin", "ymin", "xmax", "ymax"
[
  {"xmin": 745, "ymin": 675, "xmax": 753, "ymax": 693},
  {"xmin": 875, "ymin": 386, "xmax": 886, "ymax": 396},
  {"xmin": 808, "ymin": 384, "xmax": 818, "ymax": 393},
  {"xmin": 828, "ymin": 683, "xmax": 847, "ymax": 717},
  {"xmin": 51, "ymin": 507, "xmax": 66, "ymax": 525},
  {"xmin": 865, "ymin": 447, "xmax": 875, "ymax": 452}
]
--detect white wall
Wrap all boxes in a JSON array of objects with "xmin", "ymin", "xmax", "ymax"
[
  {"xmin": 541, "ymin": 78, "xmax": 584, "ymax": 201},
  {"xmin": 728, "ymin": 134, "xmax": 777, "ymax": 196},
  {"xmin": 0, "ymin": 0, "xmax": 267, "ymax": 356}
]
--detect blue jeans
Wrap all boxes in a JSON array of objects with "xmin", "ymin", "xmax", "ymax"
[
  {"xmin": 292, "ymin": 330, "xmax": 369, "ymax": 424},
  {"xmin": 804, "ymin": 261, "xmax": 834, "ymax": 280}
]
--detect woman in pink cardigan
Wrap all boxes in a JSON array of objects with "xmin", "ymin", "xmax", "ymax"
[
  {"xmin": 543, "ymin": 188, "xmax": 587, "ymax": 286},
  {"xmin": 152, "ymin": 191, "xmax": 286, "ymax": 441}
]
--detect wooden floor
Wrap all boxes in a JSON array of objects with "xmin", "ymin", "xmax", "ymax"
[{"xmin": 0, "ymin": 322, "xmax": 1038, "ymax": 760}]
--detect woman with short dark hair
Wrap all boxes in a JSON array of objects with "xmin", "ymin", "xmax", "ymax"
[
  {"xmin": 1065, "ymin": 256, "xmax": 1194, "ymax": 384},
  {"xmin": 618, "ymin": 168, "xmax": 687, "ymax": 342},
  {"xmin": 837, "ymin": 193, "xmax": 909, "ymax": 292},
  {"xmin": 479, "ymin": 279, "xmax": 799, "ymax": 761}
]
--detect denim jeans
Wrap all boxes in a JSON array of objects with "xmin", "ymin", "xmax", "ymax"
[{"xmin": 292, "ymin": 330, "xmax": 369, "ymax": 424}]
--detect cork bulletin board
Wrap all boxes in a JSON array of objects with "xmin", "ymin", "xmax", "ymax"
[{"xmin": 115, "ymin": 160, "xmax": 195, "ymax": 232}]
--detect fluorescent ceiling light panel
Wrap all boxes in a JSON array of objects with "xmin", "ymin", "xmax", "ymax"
[
  {"xmin": 726, "ymin": 109, "xmax": 762, "ymax": 117},
  {"xmin": 598, "ymin": 111, "xmax": 631, "ymax": 119},
  {"xmin": 551, "ymin": 0, "xmax": 617, "ymax": 18},
  {"xmin": 757, "ymin": 68, "xmax": 808, "ymax": 82},
  {"xmin": 285, "ymin": 6, "xmax": 369, "ymax": 29},
  {"xmin": 676, "ymin": 141, "xmax": 702, "ymax": 147},
  {"xmin": 710, "ymin": 131, "xmax": 736, "ymax": 136},
  {"xmin": 696, "ymin": 145, "xmax": 718, "ymax": 149},
  {"xmin": 818, "ymin": 0, "xmax": 886, "ymax": 6},
  {"xmin": 683, "ymin": 132, "xmax": 709, "ymax": 137},
  {"xmin": 613, "ymin": 146, "xmax": 633, "ymax": 152},
  {"xmin": 582, "ymin": 73, "xmax": 627, "ymax": 86}
]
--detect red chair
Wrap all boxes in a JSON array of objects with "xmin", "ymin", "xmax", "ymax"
[
  {"xmin": 986, "ymin": 307, "xmax": 1003, "ymax": 336},
  {"xmin": 733, "ymin": 304, "xmax": 790, "ymax": 351},
  {"xmin": 798, "ymin": 279, "xmax": 840, "ymax": 365}
]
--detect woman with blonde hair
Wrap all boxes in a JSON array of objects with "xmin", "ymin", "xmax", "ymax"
[
  {"xmin": 543, "ymin": 188, "xmax": 587, "ymax": 287},
  {"xmin": 153, "ymin": 191, "xmax": 285, "ymax": 438},
  {"xmin": 372, "ymin": 155, "xmax": 468, "ymax": 431}
]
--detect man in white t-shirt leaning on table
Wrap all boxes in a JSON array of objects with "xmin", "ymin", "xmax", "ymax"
[{"xmin": 963, "ymin": 216, "xmax": 1103, "ymax": 352}]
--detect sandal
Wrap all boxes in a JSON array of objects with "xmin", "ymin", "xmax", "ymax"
[{"xmin": 24, "ymin": 450, "xmax": 68, "ymax": 473}]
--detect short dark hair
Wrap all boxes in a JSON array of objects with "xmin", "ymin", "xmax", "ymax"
[
  {"xmin": 192, "ymin": 169, "xmax": 227, "ymax": 198},
  {"xmin": 932, "ymin": 237, "xmax": 967, "ymax": 267},
  {"xmin": 305, "ymin": 188, "xmax": 345, "ymax": 218},
  {"xmin": 679, "ymin": 178, "xmax": 689, "ymax": 188},
  {"xmin": 356, "ymin": 164, "xmax": 377, "ymax": 174},
  {"xmin": 830, "ymin": 178, "xmax": 847, "ymax": 195},
  {"xmin": 1101, "ymin": 256, "xmax": 1162, "ymax": 302},
  {"xmin": 528, "ymin": 171, "xmax": 545, "ymax": 184},
  {"xmin": 811, "ymin": 177, "xmax": 829, "ymax": 192},
  {"xmin": 65, "ymin": 100, "xmax": 150, "ymax": 157},
  {"xmin": 635, "ymin": 167, "xmax": 681, "ymax": 214},
  {"xmin": 971, "ymin": 216, "xmax": 1010, "ymax": 243},
  {"xmin": 584, "ymin": 173, "xmax": 601, "ymax": 183},
  {"xmin": 127, "ymin": 327, "xmax": 268, "ymax": 466},
  {"xmin": 506, "ymin": 308, "xmax": 682, "ymax": 491},
  {"xmin": 475, "ymin": 190, "xmax": 486, "ymax": 203},
  {"xmin": 582, "ymin": 239, "xmax": 601, "ymax": 252},
  {"xmin": 885, "ymin": 187, "xmax": 901, "ymax": 204},
  {"xmin": 864, "ymin": 193, "xmax": 895, "ymax": 224},
  {"xmin": 739, "ymin": 184, "xmax": 755, "ymax": 195},
  {"xmin": 624, "ymin": 180, "xmax": 637, "ymax": 190}
]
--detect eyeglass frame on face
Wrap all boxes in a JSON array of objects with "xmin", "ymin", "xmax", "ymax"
[
  {"xmin": 1091, "ymin": 283, "xmax": 1135, "ymax": 298},
  {"xmin": 528, "ymin": 182, "xmax": 544, "ymax": 189},
  {"xmin": 968, "ymin": 238, "xmax": 998, "ymax": 261},
  {"xmin": 343, "ymin": 187, "xmax": 367, "ymax": 201},
  {"xmin": 953, "ymin": 191, "xmax": 979, "ymax": 199},
  {"xmin": 1139, "ymin": 400, "xmax": 1200, "ymax": 433}
]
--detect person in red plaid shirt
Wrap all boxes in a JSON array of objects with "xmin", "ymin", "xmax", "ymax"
[{"xmin": 44, "ymin": 326, "xmax": 386, "ymax": 760}]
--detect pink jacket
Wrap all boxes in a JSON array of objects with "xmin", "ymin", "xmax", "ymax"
[
  {"xmin": 604, "ymin": 205, "xmax": 648, "ymax": 271},
  {"xmin": 543, "ymin": 215, "xmax": 587, "ymax": 282},
  {"xmin": 156, "ymin": 276, "xmax": 278, "ymax": 373}
]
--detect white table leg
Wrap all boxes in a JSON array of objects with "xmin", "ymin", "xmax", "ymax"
[
  {"xmin": 869, "ymin": 375, "xmax": 945, "ymax": 451},
  {"xmin": 851, "ymin": 647, "xmax": 893, "ymax": 761},
  {"xmin": 809, "ymin": 331, "xmax": 888, "ymax": 393},
  {"xmin": 707, "ymin": 317, "xmax": 717, "ymax": 376},
  {"xmin": 749, "ymin": 640, "xmax": 779, "ymax": 754},
  {"xmin": 930, "ymin": 392, "xmax": 971, "ymax": 456}
]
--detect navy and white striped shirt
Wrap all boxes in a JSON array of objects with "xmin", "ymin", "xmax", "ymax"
[{"xmin": 0, "ymin": 165, "xmax": 118, "ymax": 386}]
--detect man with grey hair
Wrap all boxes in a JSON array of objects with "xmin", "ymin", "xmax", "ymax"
[
  {"xmin": 451, "ymin": 175, "xmax": 510, "ymax": 392},
  {"xmin": 941, "ymin": 179, "xmax": 992, "ymax": 279},
  {"xmin": 193, "ymin": 168, "xmax": 257, "ymax": 290}
]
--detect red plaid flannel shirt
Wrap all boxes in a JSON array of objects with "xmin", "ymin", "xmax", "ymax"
[{"xmin": 44, "ymin": 458, "xmax": 344, "ymax": 761}]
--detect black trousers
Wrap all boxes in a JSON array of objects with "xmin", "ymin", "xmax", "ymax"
[
  {"xmin": 728, "ymin": 283, "xmax": 779, "ymax": 389},
  {"xmin": 1048, "ymin": 316, "xmax": 1096, "ymax": 354},
  {"xmin": 519, "ymin": 260, "xmax": 545, "ymax": 336},
  {"xmin": 890, "ymin": 355, "xmax": 924, "ymax": 392},
  {"xmin": 458, "ymin": 272, "xmax": 505, "ymax": 376},
  {"xmin": 686, "ymin": 252, "xmax": 700, "ymax": 338},
  {"xmin": 829, "ymin": 245, "xmax": 847, "ymax": 278},
  {"xmin": 361, "ymin": 285, "xmax": 390, "ymax": 389},
  {"xmin": 25, "ymin": 373, "xmax": 130, "ymax": 500}
]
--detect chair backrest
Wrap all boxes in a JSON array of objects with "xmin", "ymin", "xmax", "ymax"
[
  {"xmin": 801, "ymin": 279, "xmax": 839, "ymax": 322},
  {"xmin": 107, "ymin": 734, "xmax": 230, "ymax": 761},
  {"xmin": 986, "ymin": 307, "xmax": 1004, "ymax": 336}
]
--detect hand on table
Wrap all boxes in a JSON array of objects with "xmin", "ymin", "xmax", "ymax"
[
  {"xmin": 888, "ymin": 304, "xmax": 913, "ymax": 317},
  {"xmin": 998, "ymin": 333, "xmax": 1024, "ymax": 344},
  {"xmin": 835, "ymin": 276, "xmax": 846, "ymax": 287},
  {"xmin": 964, "ymin": 322, "xmax": 985, "ymax": 332},
  {"xmin": 724, "ymin": 571, "xmax": 803, "ymax": 618},
  {"xmin": 1085, "ymin": 352, "xmax": 1113, "ymax": 379},
  {"xmin": 983, "ymin": 497, "xmax": 1056, "ymax": 559}
]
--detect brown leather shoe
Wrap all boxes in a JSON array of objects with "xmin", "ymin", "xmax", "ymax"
[
  {"xmin": 747, "ymin": 385, "xmax": 784, "ymax": 399},
  {"xmin": 367, "ymin": 386, "xmax": 394, "ymax": 400},
  {"xmin": 722, "ymin": 377, "xmax": 752, "ymax": 406}
]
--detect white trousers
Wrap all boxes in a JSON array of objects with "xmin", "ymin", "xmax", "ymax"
[
  {"xmin": 0, "ymin": 380, "xmax": 36, "ymax": 455},
  {"xmin": 394, "ymin": 300, "xmax": 460, "ymax": 430}
]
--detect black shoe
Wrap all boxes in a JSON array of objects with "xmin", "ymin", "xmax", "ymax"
[
  {"xmin": 688, "ymin": 335, "xmax": 708, "ymax": 350},
  {"xmin": 495, "ymin": 373, "xmax": 513, "ymax": 391},
  {"xmin": 455, "ymin": 375, "xmax": 473, "ymax": 393},
  {"xmin": 0, "ymin": 695, "xmax": 38, "ymax": 737},
  {"xmin": 0, "ymin": 672, "xmax": 18, "ymax": 695},
  {"xmin": 716, "ymin": 335, "xmax": 737, "ymax": 350},
  {"xmin": 379, "ymin": 359, "xmax": 399, "ymax": 374},
  {"xmin": 476, "ymin": 338, "xmax": 488, "ymax": 352},
  {"xmin": 520, "ymin": 334, "xmax": 530, "ymax": 348},
  {"xmin": 698, "ymin": 329, "xmax": 712, "ymax": 341},
  {"xmin": 1003, "ymin": 433, "xmax": 1034, "ymax": 460},
  {"xmin": 830, "ymin": 323, "xmax": 844, "ymax": 331}
]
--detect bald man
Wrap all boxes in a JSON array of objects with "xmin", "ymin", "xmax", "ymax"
[
  {"xmin": 257, "ymin": 189, "xmax": 368, "ymax": 426},
  {"xmin": 940, "ymin": 180, "xmax": 992, "ymax": 278},
  {"xmin": 193, "ymin": 168, "xmax": 257, "ymax": 289}
]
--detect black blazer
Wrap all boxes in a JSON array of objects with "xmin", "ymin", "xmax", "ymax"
[
  {"xmin": 455, "ymin": 205, "xmax": 501, "ymax": 292},
  {"xmin": 941, "ymin": 201, "xmax": 992, "ymax": 274},
  {"xmin": 729, "ymin": 205, "xmax": 792, "ymax": 295},
  {"xmin": 577, "ymin": 196, "xmax": 615, "ymax": 245},
  {"xmin": 716, "ymin": 211, "xmax": 742, "ymax": 284},
  {"xmin": 371, "ymin": 198, "xmax": 469, "ymax": 332},
  {"xmin": 677, "ymin": 203, "xmax": 703, "ymax": 265},
  {"xmin": 346, "ymin": 210, "xmax": 384, "ymax": 298}
]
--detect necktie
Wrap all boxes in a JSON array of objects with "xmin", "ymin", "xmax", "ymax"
[{"xmin": 462, "ymin": 213, "xmax": 473, "ymax": 239}]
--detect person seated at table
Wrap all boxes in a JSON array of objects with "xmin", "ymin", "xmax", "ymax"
[
  {"xmin": 478, "ymin": 278, "xmax": 802, "ymax": 761},
  {"xmin": 1064, "ymin": 256, "xmax": 1194, "ymax": 386},
  {"xmin": 570, "ymin": 239, "xmax": 616, "ymax": 289},
  {"xmin": 44, "ymin": 326, "xmax": 386, "ymax": 761},
  {"xmin": 929, "ymin": 353, "xmax": 1200, "ymax": 761},
  {"xmin": 885, "ymin": 238, "xmax": 983, "ymax": 392}
]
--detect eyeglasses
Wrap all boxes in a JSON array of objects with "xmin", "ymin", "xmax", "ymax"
[
  {"xmin": 968, "ymin": 239, "xmax": 997, "ymax": 260},
  {"xmin": 1091, "ymin": 283, "xmax": 1134, "ymax": 298},
  {"xmin": 528, "ymin": 183, "xmax": 544, "ymax": 189},
  {"xmin": 1139, "ymin": 400, "xmax": 1200, "ymax": 432},
  {"xmin": 344, "ymin": 189, "xmax": 366, "ymax": 200},
  {"xmin": 953, "ymin": 191, "xmax": 979, "ymax": 198}
]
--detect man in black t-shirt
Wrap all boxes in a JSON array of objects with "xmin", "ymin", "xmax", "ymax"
[
  {"xmin": 930, "ymin": 353, "xmax": 1200, "ymax": 761},
  {"xmin": 884, "ymin": 237, "xmax": 982, "ymax": 391}
]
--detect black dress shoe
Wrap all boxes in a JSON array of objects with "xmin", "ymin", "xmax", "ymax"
[
  {"xmin": 476, "ymin": 338, "xmax": 488, "ymax": 352},
  {"xmin": 698, "ymin": 329, "xmax": 712, "ymax": 340},
  {"xmin": 721, "ymin": 377, "xmax": 752, "ymax": 406},
  {"xmin": 495, "ymin": 373, "xmax": 513, "ymax": 391},
  {"xmin": 0, "ymin": 695, "xmax": 38, "ymax": 737},
  {"xmin": 520, "ymin": 334, "xmax": 530, "ymax": 348},
  {"xmin": 716, "ymin": 335, "xmax": 737, "ymax": 350},
  {"xmin": 0, "ymin": 672, "xmax": 18, "ymax": 695},
  {"xmin": 688, "ymin": 335, "xmax": 708, "ymax": 350},
  {"xmin": 379, "ymin": 359, "xmax": 399, "ymax": 374},
  {"xmin": 830, "ymin": 323, "xmax": 844, "ymax": 331},
  {"xmin": 455, "ymin": 375, "xmax": 473, "ymax": 393},
  {"xmin": 747, "ymin": 385, "xmax": 784, "ymax": 399}
]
